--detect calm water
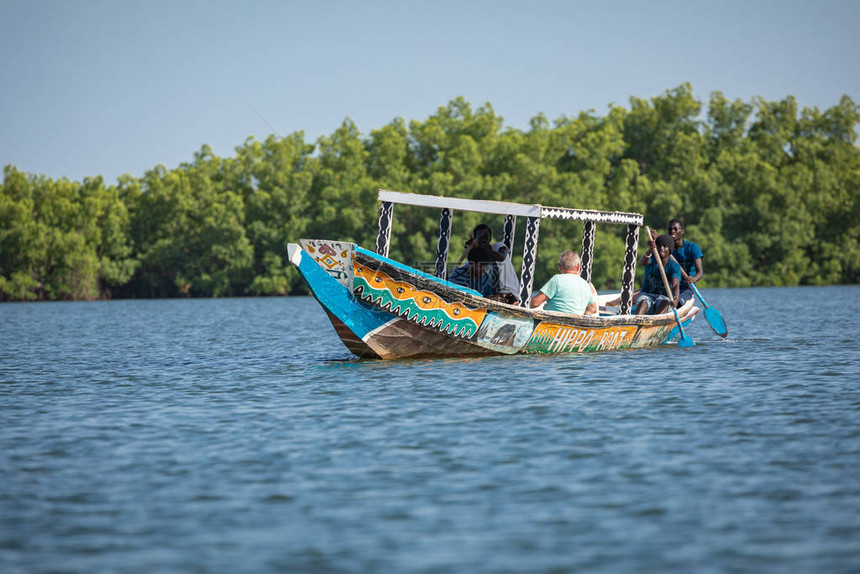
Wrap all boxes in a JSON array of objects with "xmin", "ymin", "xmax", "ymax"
[{"xmin": 2, "ymin": 286, "xmax": 859, "ymax": 573}]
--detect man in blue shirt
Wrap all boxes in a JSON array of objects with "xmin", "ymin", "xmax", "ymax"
[{"xmin": 667, "ymin": 219, "xmax": 703, "ymax": 305}]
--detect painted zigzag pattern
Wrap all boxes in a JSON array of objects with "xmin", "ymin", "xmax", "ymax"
[{"xmin": 353, "ymin": 275, "xmax": 484, "ymax": 339}]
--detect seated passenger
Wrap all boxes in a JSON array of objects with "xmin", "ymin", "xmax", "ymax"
[
  {"xmin": 529, "ymin": 251, "xmax": 597, "ymax": 315},
  {"xmin": 636, "ymin": 234, "xmax": 682, "ymax": 315},
  {"xmin": 448, "ymin": 246, "xmax": 497, "ymax": 297}
]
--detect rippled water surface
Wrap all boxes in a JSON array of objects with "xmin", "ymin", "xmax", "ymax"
[{"xmin": 2, "ymin": 286, "xmax": 860, "ymax": 573}]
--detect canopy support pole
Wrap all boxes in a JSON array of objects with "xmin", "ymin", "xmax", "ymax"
[
  {"xmin": 434, "ymin": 207, "xmax": 453, "ymax": 278},
  {"xmin": 376, "ymin": 201, "xmax": 393, "ymax": 258},
  {"xmin": 580, "ymin": 221, "xmax": 595, "ymax": 283},
  {"xmin": 503, "ymin": 215, "xmax": 516, "ymax": 251},
  {"xmin": 620, "ymin": 223, "xmax": 639, "ymax": 315},
  {"xmin": 518, "ymin": 216, "xmax": 541, "ymax": 306}
]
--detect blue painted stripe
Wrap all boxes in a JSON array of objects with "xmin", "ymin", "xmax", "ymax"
[
  {"xmin": 295, "ymin": 249, "xmax": 392, "ymax": 340},
  {"xmin": 354, "ymin": 245, "xmax": 483, "ymax": 298}
]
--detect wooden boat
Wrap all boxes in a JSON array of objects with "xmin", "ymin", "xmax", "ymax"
[{"xmin": 287, "ymin": 190, "xmax": 698, "ymax": 359}]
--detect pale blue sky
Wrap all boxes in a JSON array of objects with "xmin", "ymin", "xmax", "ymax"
[{"xmin": 2, "ymin": 0, "xmax": 857, "ymax": 183}]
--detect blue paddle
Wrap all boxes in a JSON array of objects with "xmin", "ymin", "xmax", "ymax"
[
  {"xmin": 668, "ymin": 255, "xmax": 728, "ymax": 339},
  {"xmin": 690, "ymin": 283, "xmax": 728, "ymax": 338},
  {"xmin": 645, "ymin": 227, "xmax": 695, "ymax": 348}
]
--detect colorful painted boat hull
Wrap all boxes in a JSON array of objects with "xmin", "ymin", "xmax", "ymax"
[{"xmin": 288, "ymin": 240, "xmax": 698, "ymax": 360}]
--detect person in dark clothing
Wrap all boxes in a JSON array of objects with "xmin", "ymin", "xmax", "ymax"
[{"xmin": 636, "ymin": 234, "xmax": 682, "ymax": 315}]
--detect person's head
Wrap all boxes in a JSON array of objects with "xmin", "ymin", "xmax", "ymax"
[
  {"xmin": 667, "ymin": 219, "xmax": 685, "ymax": 243},
  {"xmin": 656, "ymin": 234, "xmax": 674, "ymax": 259},
  {"xmin": 471, "ymin": 224, "xmax": 492, "ymax": 247},
  {"xmin": 558, "ymin": 251, "xmax": 581, "ymax": 273}
]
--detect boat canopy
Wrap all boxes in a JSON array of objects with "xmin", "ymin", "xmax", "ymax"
[{"xmin": 374, "ymin": 190, "xmax": 645, "ymax": 315}]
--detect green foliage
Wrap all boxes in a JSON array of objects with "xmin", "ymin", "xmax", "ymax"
[
  {"xmin": 131, "ymin": 147, "xmax": 253, "ymax": 298},
  {"xmin": 229, "ymin": 133, "xmax": 314, "ymax": 295},
  {"xmin": 2, "ymin": 86, "xmax": 858, "ymax": 300},
  {"xmin": 0, "ymin": 167, "xmax": 137, "ymax": 300}
]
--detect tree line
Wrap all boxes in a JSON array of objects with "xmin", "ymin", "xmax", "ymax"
[{"xmin": 2, "ymin": 84, "xmax": 858, "ymax": 301}]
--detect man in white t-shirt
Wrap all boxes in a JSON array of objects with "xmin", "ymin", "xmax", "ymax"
[{"xmin": 529, "ymin": 251, "xmax": 597, "ymax": 315}]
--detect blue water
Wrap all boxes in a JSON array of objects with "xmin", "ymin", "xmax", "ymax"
[{"xmin": 2, "ymin": 286, "xmax": 859, "ymax": 573}]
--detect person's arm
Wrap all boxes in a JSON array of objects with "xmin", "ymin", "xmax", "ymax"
[
  {"xmin": 641, "ymin": 229, "xmax": 658, "ymax": 265},
  {"xmin": 454, "ymin": 238, "xmax": 476, "ymax": 268},
  {"xmin": 530, "ymin": 291, "xmax": 548, "ymax": 308},
  {"xmin": 671, "ymin": 276, "xmax": 680, "ymax": 307},
  {"xmin": 688, "ymin": 257, "xmax": 703, "ymax": 284},
  {"xmin": 488, "ymin": 250, "xmax": 506, "ymax": 262},
  {"xmin": 584, "ymin": 282, "xmax": 599, "ymax": 315},
  {"xmin": 670, "ymin": 254, "xmax": 702, "ymax": 285}
]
